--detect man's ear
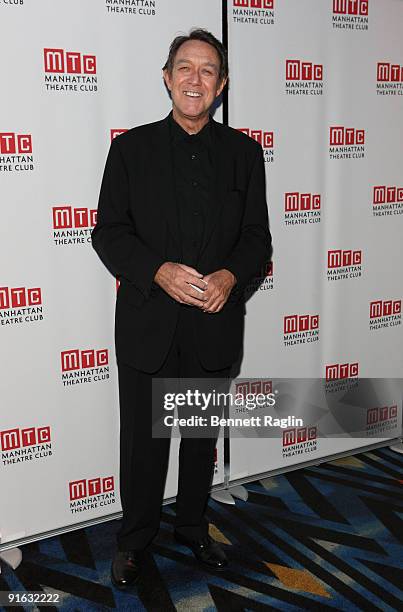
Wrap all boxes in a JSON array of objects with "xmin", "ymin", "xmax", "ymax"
[
  {"xmin": 216, "ymin": 77, "xmax": 228, "ymax": 97},
  {"xmin": 163, "ymin": 69, "xmax": 172, "ymax": 91}
]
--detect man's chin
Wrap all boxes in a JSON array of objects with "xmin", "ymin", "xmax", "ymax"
[{"xmin": 175, "ymin": 107, "xmax": 209, "ymax": 121}]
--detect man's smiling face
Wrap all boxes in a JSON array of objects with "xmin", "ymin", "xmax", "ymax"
[{"xmin": 163, "ymin": 39, "xmax": 226, "ymax": 126}]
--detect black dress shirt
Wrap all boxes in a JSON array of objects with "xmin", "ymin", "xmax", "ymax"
[{"xmin": 169, "ymin": 112, "xmax": 214, "ymax": 267}]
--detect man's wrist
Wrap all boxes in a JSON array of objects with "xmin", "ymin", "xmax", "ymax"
[
  {"xmin": 222, "ymin": 268, "xmax": 237, "ymax": 287},
  {"xmin": 154, "ymin": 261, "xmax": 168, "ymax": 285}
]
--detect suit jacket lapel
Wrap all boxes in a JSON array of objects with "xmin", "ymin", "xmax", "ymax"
[
  {"xmin": 199, "ymin": 118, "xmax": 230, "ymax": 258},
  {"xmin": 149, "ymin": 115, "xmax": 182, "ymax": 251}
]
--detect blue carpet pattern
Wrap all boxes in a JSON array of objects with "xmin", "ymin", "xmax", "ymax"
[{"xmin": 1, "ymin": 447, "xmax": 402, "ymax": 611}]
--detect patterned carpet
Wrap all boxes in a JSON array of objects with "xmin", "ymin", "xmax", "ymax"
[{"xmin": 1, "ymin": 447, "xmax": 402, "ymax": 611}]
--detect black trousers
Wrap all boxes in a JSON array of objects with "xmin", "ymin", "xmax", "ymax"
[{"xmin": 116, "ymin": 304, "xmax": 231, "ymax": 552}]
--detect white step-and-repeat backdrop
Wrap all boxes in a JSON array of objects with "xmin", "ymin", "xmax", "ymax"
[
  {"xmin": 227, "ymin": 0, "xmax": 403, "ymax": 482},
  {"xmin": 1, "ymin": 0, "xmax": 402, "ymax": 548}
]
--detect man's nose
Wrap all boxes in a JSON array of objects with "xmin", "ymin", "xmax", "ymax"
[{"xmin": 188, "ymin": 69, "xmax": 202, "ymax": 85}]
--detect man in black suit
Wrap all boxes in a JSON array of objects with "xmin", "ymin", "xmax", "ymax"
[{"xmin": 92, "ymin": 28, "xmax": 271, "ymax": 588}]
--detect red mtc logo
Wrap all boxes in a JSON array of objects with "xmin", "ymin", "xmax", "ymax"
[
  {"xmin": 261, "ymin": 261, "xmax": 273, "ymax": 277},
  {"xmin": 69, "ymin": 476, "xmax": 114, "ymax": 501},
  {"xmin": 328, "ymin": 250, "xmax": 362, "ymax": 268},
  {"xmin": 367, "ymin": 405, "xmax": 397, "ymax": 425},
  {"xmin": 284, "ymin": 315, "xmax": 319, "ymax": 334},
  {"xmin": 0, "ymin": 132, "xmax": 32, "ymax": 154},
  {"xmin": 333, "ymin": 0, "xmax": 368, "ymax": 15},
  {"xmin": 283, "ymin": 426, "xmax": 317, "ymax": 447},
  {"xmin": 377, "ymin": 63, "xmax": 403, "ymax": 82},
  {"xmin": 285, "ymin": 193, "xmax": 321, "ymax": 212},
  {"xmin": 52, "ymin": 207, "xmax": 97, "ymax": 229},
  {"xmin": 286, "ymin": 60, "xmax": 323, "ymax": 81},
  {"xmin": 0, "ymin": 287, "xmax": 42, "ymax": 309},
  {"xmin": 325, "ymin": 362, "xmax": 359, "ymax": 381},
  {"xmin": 61, "ymin": 349, "xmax": 109, "ymax": 372},
  {"xmin": 44, "ymin": 49, "xmax": 96, "ymax": 74},
  {"xmin": 235, "ymin": 380, "xmax": 272, "ymax": 398},
  {"xmin": 237, "ymin": 129, "xmax": 274, "ymax": 149},
  {"xmin": 373, "ymin": 186, "xmax": 403, "ymax": 204},
  {"xmin": 330, "ymin": 127, "xmax": 365, "ymax": 146},
  {"xmin": 370, "ymin": 300, "xmax": 401, "ymax": 319},
  {"xmin": 233, "ymin": 0, "xmax": 274, "ymax": 8},
  {"xmin": 0, "ymin": 426, "xmax": 51, "ymax": 451},
  {"xmin": 110, "ymin": 129, "xmax": 128, "ymax": 141}
]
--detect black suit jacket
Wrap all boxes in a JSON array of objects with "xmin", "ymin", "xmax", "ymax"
[{"xmin": 92, "ymin": 114, "xmax": 271, "ymax": 373}]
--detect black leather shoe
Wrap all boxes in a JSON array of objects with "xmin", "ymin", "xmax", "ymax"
[
  {"xmin": 174, "ymin": 532, "xmax": 228, "ymax": 571},
  {"xmin": 111, "ymin": 550, "xmax": 143, "ymax": 588}
]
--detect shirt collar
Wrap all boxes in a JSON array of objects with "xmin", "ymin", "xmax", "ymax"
[{"xmin": 169, "ymin": 111, "xmax": 212, "ymax": 148}]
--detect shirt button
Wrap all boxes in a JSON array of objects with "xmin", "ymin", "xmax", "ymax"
[
  {"xmin": 192, "ymin": 180, "xmax": 198, "ymax": 187},
  {"xmin": 193, "ymin": 210, "xmax": 200, "ymax": 216}
]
